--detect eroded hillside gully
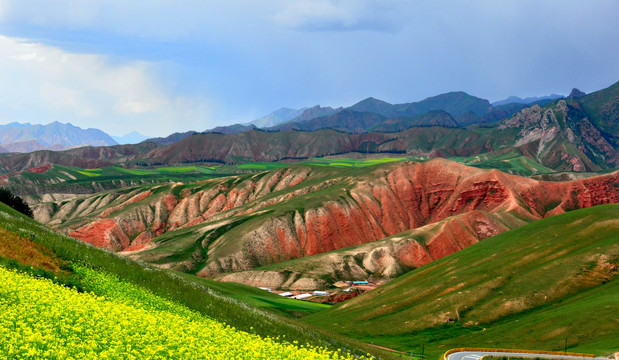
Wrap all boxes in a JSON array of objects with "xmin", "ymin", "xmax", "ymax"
[{"xmin": 34, "ymin": 159, "xmax": 619, "ymax": 298}]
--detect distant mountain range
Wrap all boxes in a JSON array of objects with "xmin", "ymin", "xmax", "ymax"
[
  {"xmin": 246, "ymin": 107, "xmax": 307, "ymax": 128},
  {"xmin": 0, "ymin": 80, "xmax": 615, "ymax": 177},
  {"xmin": 492, "ymin": 93, "xmax": 563, "ymax": 106},
  {"xmin": 204, "ymin": 106, "xmax": 336, "ymax": 134},
  {"xmin": 0, "ymin": 89, "xmax": 578, "ymax": 154},
  {"xmin": 144, "ymin": 131, "xmax": 198, "ymax": 146},
  {"xmin": 351, "ymin": 91, "xmax": 492, "ymax": 118},
  {"xmin": 199, "ymin": 91, "xmax": 524, "ymax": 135},
  {"xmin": 207, "ymin": 91, "xmax": 568, "ymax": 135},
  {"xmin": 2, "ymin": 82, "xmax": 616, "ymax": 175},
  {"xmin": 0, "ymin": 121, "xmax": 118, "ymax": 153},
  {"xmin": 112, "ymin": 131, "xmax": 149, "ymax": 145},
  {"xmin": 139, "ymin": 78, "xmax": 615, "ymax": 171}
]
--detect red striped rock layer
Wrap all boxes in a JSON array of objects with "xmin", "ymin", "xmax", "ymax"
[
  {"xmin": 216, "ymin": 210, "xmax": 519, "ymax": 290},
  {"xmin": 199, "ymin": 160, "xmax": 618, "ymax": 276},
  {"xmin": 38, "ymin": 167, "xmax": 315, "ymax": 250},
  {"xmin": 35, "ymin": 159, "xmax": 619, "ymax": 279}
]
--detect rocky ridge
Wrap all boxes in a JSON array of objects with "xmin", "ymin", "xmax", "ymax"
[{"xmin": 501, "ymin": 99, "xmax": 619, "ymax": 170}]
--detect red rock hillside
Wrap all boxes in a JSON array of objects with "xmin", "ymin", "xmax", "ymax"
[
  {"xmin": 34, "ymin": 159, "xmax": 619, "ymax": 284},
  {"xmin": 195, "ymin": 159, "xmax": 618, "ymax": 278}
]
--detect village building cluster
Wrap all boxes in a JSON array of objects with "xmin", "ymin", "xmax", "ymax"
[{"xmin": 258, "ymin": 280, "xmax": 380, "ymax": 303}]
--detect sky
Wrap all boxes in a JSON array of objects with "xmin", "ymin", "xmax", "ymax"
[{"xmin": 0, "ymin": 1, "xmax": 617, "ymax": 137}]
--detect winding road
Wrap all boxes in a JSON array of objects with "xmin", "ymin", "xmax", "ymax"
[{"xmin": 446, "ymin": 350, "xmax": 608, "ymax": 360}]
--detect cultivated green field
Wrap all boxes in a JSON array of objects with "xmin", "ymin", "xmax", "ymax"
[
  {"xmin": 236, "ymin": 157, "xmax": 423, "ymax": 170},
  {"xmin": 450, "ymin": 151, "xmax": 555, "ymax": 176},
  {"xmin": 9, "ymin": 159, "xmax": 422, "ymax": 199},
  {"xmin": 6, "ymin": 153, "xmax": 600, "ymax": 203},
  {"xmin": 303, "ymin": 205, "xmax": 619, "ymax": 359},
  {"xmin": 305, "ymin": 157, "xmax": 413, "ymax": 167},
  {"xmin": 17, "ymin": 164, "xmax": 221, "ymax": 180},
  {"xmin": 11, "ymin": 157, "xmax": 423, "ymax": 186},
  {"xmin": 7, "ymin": 164, "xmax": 229, "ymax": 201}
]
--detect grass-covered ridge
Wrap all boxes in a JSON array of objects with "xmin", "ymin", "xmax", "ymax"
[
  {"xmin": 303, "ymin": 204, "xmax": 619, "ymax": 359},
  {"xmin": 0, "ymin": 202, "xmax": 398, "ymax": 359}
]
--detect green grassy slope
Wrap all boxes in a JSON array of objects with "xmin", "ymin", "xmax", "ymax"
[
  {"xmin": 174, "ymin": 272, "xmax": 331, "ymax": 318},
  {"xmin": 0, "ymin": 202, "xmax": 397, "ymax": 359},
  {"xmin": 450, "ymin": 150, "xmax": 555, "ymax": 176},
  {"xmin": 580, "ymin": 80, "xmax": 619, "ymax": 136},
  {"xmin": 303, "ymin": 204, "xmax": 619, "ymax": 358}
]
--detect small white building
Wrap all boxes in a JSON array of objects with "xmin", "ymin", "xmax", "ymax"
[
  {"xmin": 258, "ymin": 287, "xmax": 272, "ymax": 292},
  {"xmin": 312, "ymin": 291, "xmax": 329, "ymax": 296},
  {"xmin": 291, "ymin": 293, "xmax": 312, "ymax": 300},
  {"xmin": 278, "ymin": 292, "xmax": 293, "ymax": 297}
]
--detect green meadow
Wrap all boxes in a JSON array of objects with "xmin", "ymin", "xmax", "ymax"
[
  {"xmin": 303, "ymin": 205, "xmax": 619, "ymax": 359},
  {"xmin": 450, "ymin": 151, "xmax": 555, "ymax": 176}
]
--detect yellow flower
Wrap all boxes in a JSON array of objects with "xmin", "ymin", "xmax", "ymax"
[{"xmin": 0, "ymin": 266, "xmax": 356, "ymax": 360}]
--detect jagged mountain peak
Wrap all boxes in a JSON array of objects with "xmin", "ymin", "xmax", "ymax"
[{"xmin": 568, "ymin": 88, "xmax": 587, "ymax": 98}]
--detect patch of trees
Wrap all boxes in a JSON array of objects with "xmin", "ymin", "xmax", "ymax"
[{"xmin": 0, "ymin": 188, "xmax": 33, "ymax": 218}]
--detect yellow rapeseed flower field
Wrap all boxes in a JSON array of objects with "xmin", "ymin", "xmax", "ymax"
[{"xmin": 0, "ymin": 265, "xmax": 358, "ymax": 359}]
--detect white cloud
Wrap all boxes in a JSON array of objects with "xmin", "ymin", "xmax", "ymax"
[
  {"xmin": 0, "ymin": 35, "xmax": 211, "ymax": 136},
  {"xmin": 40, "ymin": 84, "xmax": 94, "ymax": 117},
  {"xmin": 0, "ymin": 35, "xmax": 165, "ymax": 116},
  {"xmin": 273, "ymin": 0, "xmax": 401, "ymax": 32}
]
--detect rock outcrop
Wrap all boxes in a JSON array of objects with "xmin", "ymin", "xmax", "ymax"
[{"xmin": 500, "ymin": 99, "xmax": 619, "ymax": 170}]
